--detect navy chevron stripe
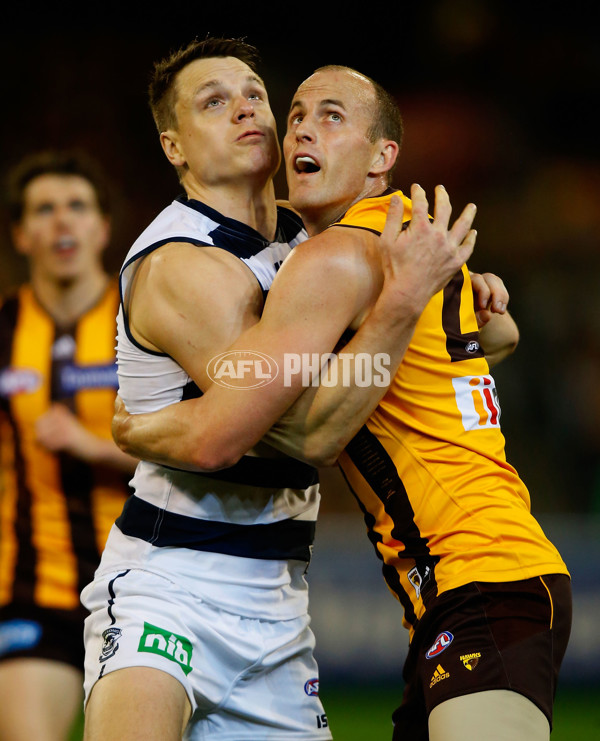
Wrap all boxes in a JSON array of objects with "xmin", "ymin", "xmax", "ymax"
[{"xmin": 116, "ymin": 495, "xmax": 315, "ymax": 561}]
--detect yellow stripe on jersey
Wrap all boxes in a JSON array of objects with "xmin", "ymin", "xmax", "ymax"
[
  {"xmin": 74, "ymin": 286, "xmax": 119, "ymax": 439},
  {"xmin": 73, "ymin": 285, "xmax": 125, "ymax": 554}
]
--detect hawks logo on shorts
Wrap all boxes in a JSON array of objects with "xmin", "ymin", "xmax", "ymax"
[
  {"xmin": 99, "ymin": 627, "xmax": 122, "ymax": 662},
  {"xmin": 460, "ymin": 651, "xmax": 482, "ymax": 671}
]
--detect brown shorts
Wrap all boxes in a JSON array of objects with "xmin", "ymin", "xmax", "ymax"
[
  {"xmin": 0, "ymin": 601, "xmax": 85, "ymax": 671},
  {"xmin": 392, "ymin": 574, "xmax": 572, "ymax": 741}
]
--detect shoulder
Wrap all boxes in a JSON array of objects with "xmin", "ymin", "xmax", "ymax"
[
  {"xmin": 137, "ymin": 241, "xmax": 261, "ymax": 305},
  {"xmin": 334, "ymin": 189, "xmax": 412, "ymax": 234},
  {"xmin": 270, "ymin": 221, "xmax": 381, "ymax": 303},
  {"xmin": 123, "ymin": 198, "xmax": 214, "ymax": 267},
  {"xmin": 127, "ymin": 240, "xmax": 263, "ymax": 360}
]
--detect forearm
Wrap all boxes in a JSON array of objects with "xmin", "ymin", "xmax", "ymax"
[
  {"xmin": 34, "ymin": 403, "xmax": 139, "ymax": 474},
  {"xmin": 113, "ymin": 398, "xmax": 234, "ymax": 472},
  {"xmin": 262, "ymin": 290, "xmax": 421, "ymax": 466},
  {"xmin": 479, "ymin": 310, "xmax": 519, "ymax": 367}
]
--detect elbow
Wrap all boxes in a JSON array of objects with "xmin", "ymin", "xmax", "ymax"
[
  {"xmin": 501, "ymin": 326, "xmax": 520, "ymax": 359},
  {"xmin": 302, "ymin": 435, "xmax": 343, "ymax": 468},
  {"xmin": 112, "ymin": 414, "xmax": 134, "ymax": 455},
  {"xmin": 189, "ymin": 442, "xmax": 244, "ymax": 473},
  {"xmin": 311, "ymin": 451, "xmax": 340, "ymax": 468}
]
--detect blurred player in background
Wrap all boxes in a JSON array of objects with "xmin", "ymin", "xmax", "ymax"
[{"xmin": 0, "ymin": 150, "xmax": 137, "ymax": 741}]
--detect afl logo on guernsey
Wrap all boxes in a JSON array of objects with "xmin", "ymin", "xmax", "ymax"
[
  {"xmin": 426, "ymin": 631, "xmax": 454, "ymax": 659},
  {"xmin": 207, "ymin": 351, "xmax": 279, "ymax": 389}
]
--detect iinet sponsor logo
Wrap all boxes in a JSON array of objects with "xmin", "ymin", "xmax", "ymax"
[{"xmin": 206, "ymin": 351, "xmax": 391, "ymax": 390}]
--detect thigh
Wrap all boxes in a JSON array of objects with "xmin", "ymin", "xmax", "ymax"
[
  {"xmin": 428, "ymin": 689, "xmax": 549, "ymax": 741},
  {"xmin": 0, "ymin": 657, "xmax": 83, "ymax": 741},
  {"xmin": 84, "ymin": 666, "xmax": 191, "ymax": 741}
]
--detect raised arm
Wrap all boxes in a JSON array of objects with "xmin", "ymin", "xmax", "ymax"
[
  {"xmin": 261, "ymin": 187, "xmax": 481, "ymax": 464},
  {"xmin": 113, "ymin": 185, "xmax": 477, "ymax": 470},
  {"xmin": 469, "ymin": 270, "xmax": 519, "ymax": 366}
]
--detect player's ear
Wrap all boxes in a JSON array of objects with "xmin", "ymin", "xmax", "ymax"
[
  {"xmin": 369, "ymin": 140, "xmax": 398, "ymax": 177},
  {"xmin": 11, "ymin": 224, "xmax": 31, "ymax": 256},
  {"xmin": 160, "ymin": 129, "xmax": 186, "ymax": 168}
]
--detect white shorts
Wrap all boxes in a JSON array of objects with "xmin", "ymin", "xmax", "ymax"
[{"xmin": 82, "ymin": 568, "xmax": 332, "ymax": 740}]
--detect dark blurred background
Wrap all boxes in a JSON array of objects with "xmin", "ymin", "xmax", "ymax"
[
  {"xmin": 1, "ymin": 1, "xmax": 599, "ymax": 693},
  {"xmin": 1, "ymin": 0, "xmax": 598, "ymax": 517}
]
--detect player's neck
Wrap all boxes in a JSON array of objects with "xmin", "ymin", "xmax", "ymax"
[
  {"xmin": 30, "ymin": 267, "xmax": 109, "ymax": 328},
  {"xmin": 299, "ymin": 179, "xmax": 390, "ymax": 236},
  {"xmin": 183, "ymin": 178, "xmax": 279, "ymax": 241}
]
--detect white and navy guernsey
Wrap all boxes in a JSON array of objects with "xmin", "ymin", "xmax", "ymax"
[{"xmin": 109, "ymin": 196, "xmax": 318, "ymax": 619}]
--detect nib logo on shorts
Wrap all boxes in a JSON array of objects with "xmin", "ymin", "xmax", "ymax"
[{"xmin": 138, "ymin": 622, "xmax": 193, "ymax": 675}]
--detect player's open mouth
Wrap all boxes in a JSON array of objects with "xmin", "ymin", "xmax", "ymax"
[
  {"xmin": 54, "ymin": 236, "xmax": 77, "ymax": 253},
  {"xmin": 294, "ymin": 155, "xmax": 320, "ymax": 174}
]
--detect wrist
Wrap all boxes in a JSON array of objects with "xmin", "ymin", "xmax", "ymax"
[{"xmin": 372, "ymin": 282, "xmax": 423, "ymax": 328}]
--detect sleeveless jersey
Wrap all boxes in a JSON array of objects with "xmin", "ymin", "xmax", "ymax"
[
  {"xmin": 110, "ymin": 196, "xmax": 319, "ymax": 619},
  {"xmin": 333, "ymin": 190, "xmax": 568, "ymax": 639},
  {"xmin": 0, "ymin": 283, "xmax": 129, "ymax": 611}
]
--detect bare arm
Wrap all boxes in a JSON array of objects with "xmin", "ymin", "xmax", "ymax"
[
  {"xmin": 35, "ymin": 403, "xmax": 138, "ymax": 474},
  {"xmin": 263, "ymin": 267, "xmax": 516, "ymax": 463},
  {"xmin": 261, "ymin": 187, "xmax": 482, "ymax": 464},
  {"xmin": 478, "ymin": 311, "xmax": 519, "ymax": 367},
  {"xmin": 469, "ymin": 270, "xmax": 519, "ymax": 366},
  {"xmin": 113, "ymin": 185, "xmax": 477, "ymax": 470}
]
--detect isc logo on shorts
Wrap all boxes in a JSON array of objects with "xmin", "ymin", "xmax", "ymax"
[{"xmin": 137, "ymin": 622, "xmax": 193, "ymax": 675}]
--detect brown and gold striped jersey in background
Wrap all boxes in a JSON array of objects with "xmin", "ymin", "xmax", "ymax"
[{"xmin": 0, "ymin": 282, "xmax": 130, "ymax": 612}]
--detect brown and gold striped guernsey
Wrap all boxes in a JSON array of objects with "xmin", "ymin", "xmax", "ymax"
[
  {"xmin": 0, "ymin": 283, "xmax": 130, "ymax": 611},
  {"xmin": 332, "ymin": 190, "xmax": 568, "ymax": 640}
]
